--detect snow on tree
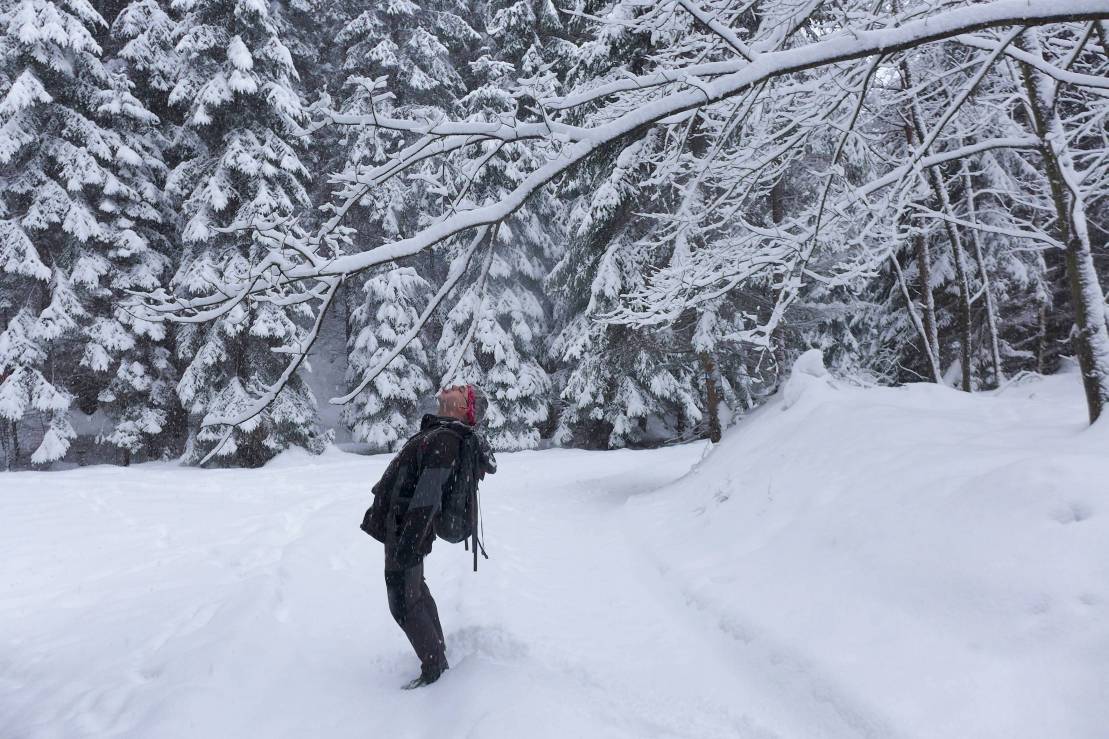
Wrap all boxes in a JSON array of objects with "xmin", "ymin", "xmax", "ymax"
[
  {"xmin": 548, "ymin": 129, "xmax": 703, "ymax": 448},
  {"xmin": 547, "ymin": 0, "xmax": 769, "ymax": 445},
  {"xmin": 324, "ymin": 0, "xmax": 478, "ymax": 227},
  {"xmin": 432, "ymin": 1, "xmax": 569, "ymax": 451},
  {"xmin": 166, "ymin": 0, "xmax": 328, "ymax": 466},
  {"xmin": 135, "ymin": 0, "xmax": 1109, "ymax": 444},
  {"xmin": 83, "ymin": 0, "xmax": 190, "ymax": 462},
  {"xmin": 0, "ymin": 0, "xmax": 175, "ymax": 466},
  {"xmin": 91, "ymin": 66, "xmax": 180, "ymax": 462},
  {"xmin": 437, "ymin": 230, "xmax": 555, "ymax": 451},
  {"xmin": 109, "ymin": 0, "xmax": 180, "ymax": 100},
  {"xmin": 343, "ymin": 265, "xmax": 435, "ymax": 451},
  {"xmin": 322, "ymin": 0, "xmax": 478, "ymax": 444},
  {"xmin": 1010, "ymin": 27, "xmax": 1109, "ymax": 422},
  {"xmin": 849, "ymin": 51, "xmax": 1058, "ymax": 389}
]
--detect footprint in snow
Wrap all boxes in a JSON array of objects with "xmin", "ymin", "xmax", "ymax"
[
  {"xmin": 448, "ymin": 624, "xmax": 529, "ymax": 663},
  {"xmin": 1051, "ymin": 501, "xmax": 1092, "ymax": 525}
]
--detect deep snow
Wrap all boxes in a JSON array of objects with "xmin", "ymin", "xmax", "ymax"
[
  {"xmin": 2, "ymin": 363, "xmax": 1107, "ymax": 738},
  {"xmin": 626, "ymin": 359, "xmax": 1109, "ymax": 738}
]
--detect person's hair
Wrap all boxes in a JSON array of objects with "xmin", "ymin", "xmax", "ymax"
[{"xmin": 467, "ymin": 384, "xmax": 489, "ymax": 426}]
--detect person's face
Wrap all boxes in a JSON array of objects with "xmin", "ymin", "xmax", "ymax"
[{"xmin": 438, "ymin": 384, "xmax": 468, "ymax": 417}]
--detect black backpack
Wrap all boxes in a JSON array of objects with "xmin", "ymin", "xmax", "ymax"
[{"xmin": 436, "ymin": 427, "xmax": 497, "ymax": 570}]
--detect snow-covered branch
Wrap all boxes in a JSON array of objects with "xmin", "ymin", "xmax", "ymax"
[{"xmin": 149, "ymin": 0, "xmax": 1109, "ymax": 316}]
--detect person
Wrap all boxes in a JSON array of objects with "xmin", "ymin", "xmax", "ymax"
[{"xmin": 362, "ymin": 383, "xmax": 496, "ymax": 689}]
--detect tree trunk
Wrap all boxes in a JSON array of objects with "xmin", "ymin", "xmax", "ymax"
[
  {"xmin": 899, "ymin": 115, "xmax": 942, "ymax": 380},
  {"xmin": 5, "ymin": 420, "xmax": 18, "ymax": 471},
  {"xmin": 904, "ymin": 86, "xmax": 974, "ymax": 391},
  {"xmin": 922, "ymin": 165, "xmax": 973, "ymax": 392},
  {"xmin": 770, "ymin": 180, "xmax": 790, "ymax": 390},
  {"xmin": 735, "ymin": 347, "xmax": 756, "ymax": 411},
  {"xmin": 772, "ymin": 324, "xmax": 788, "ymax": 389},
  {"xmin": 961, "ymin": 161, "xmax": 1004, "ymax": 387},
  {"xmin": 1037, "ymin": 298, "xmax": 1049, "ymax": 376},
  {"xmin": 699, "ymin": 352, "xmax": 722, "ymax": 443},
  {"xmin": 1017, "ymin": 33, "xmax": 1109, "ymax": 423},
  {"xmin": 771, "ymin": 177, "xmax": 786, "ymax": 225},
  {"xmin": 891, "ymin": 252, "xmax": 943, "ymax": 383},
  {"xmin": 913, "ymin": 230, "xmax": 942, "ymax": 379},
  {"xmin": 1095, "ymin": 21, "xmax": 1109, "ymax": 60}
]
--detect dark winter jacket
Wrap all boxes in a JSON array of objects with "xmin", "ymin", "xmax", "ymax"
[{"xmin": 362, "ymin": 415, "xmax": 495, "ymax": 569}]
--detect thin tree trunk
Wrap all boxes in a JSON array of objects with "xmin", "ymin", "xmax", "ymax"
[
  {"xmin": 923, "ymin": 164, "xmax": 974, "ymax": 391},
  {"xmin": 1095, "ymin": 21, "xmax": 1109, "ymax": 59},
  {"xmin": 772, "ymin": 324, "xmax": 788, "ymax": 388},
  {"xmin": 961, "ymin": 161, "xmax": 1004, "ymax": 387},
  {"xmin": 891, "ymin": 252, "xmax": 944, "ymax": 383},
  {"xmin": 735, "ymin": 347, "xmax": 756, "ymax": 411},
  {"xmin": 770, "ymin": 179, "xmax": 789, "ymax": 388},
  {"xmin": 342, "ymin": 278, "xmax": 354, "ymax": 349},
  {"xmin": 699, "ymin": 352, "xmax": 722, "ymax": 443},
  {"xmin": 899, "ymin": 115, "xmax": 942, "ymax": 380},
  {"xmin": 913, "ymin": 230, "xmax": 942, "ymax": 377},
  {"xmin": 904, "ymin": 88, "xmax": 974, "ymax": 391},
  {"xmin": 1037, "ymin": 300, "xmax": 1049, "ymax": 376},
  {"xmin": 5, "ymin": 420, "xmax": 18, "ymax": 471},
  {"xmin": 1017, "ymin": 33, "xmax": 1109, "ymax": 423},
  {"xmin": 771, "ymin": 177, "xmax": 786, "ymax": 225}
]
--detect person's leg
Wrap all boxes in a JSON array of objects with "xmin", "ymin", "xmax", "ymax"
[
  {"xmin": 419, "ymin": 575, "xmax": 447, "ymax": 651},
  {"xmin": 384, "ymin": 562, "xmax": 447, "ymax": 676}
]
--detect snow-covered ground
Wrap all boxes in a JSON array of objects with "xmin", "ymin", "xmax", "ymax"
[{"xmin": 3, "ymin": 362, "xmax": 1107, "ymax": 738}]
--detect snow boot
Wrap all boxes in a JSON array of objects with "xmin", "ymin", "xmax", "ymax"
[{"xmin": 402, "ymin": 663, "xmax": 448, "ymax": 690}]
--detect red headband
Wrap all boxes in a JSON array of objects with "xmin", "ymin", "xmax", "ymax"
[{"xmin": 465, "ymin": 385, "xmax": 476, "ymax": 426}]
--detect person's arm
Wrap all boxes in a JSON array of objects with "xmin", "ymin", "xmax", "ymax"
[
  {"xmin": 362, "ymin": 448, "xmax": 408, "ymax": 542},
  {"xmin": 394, "ymin": 430, "xmax": 461, "ymax": 567}
]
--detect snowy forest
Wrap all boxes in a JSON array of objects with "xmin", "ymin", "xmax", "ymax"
[
  {"xmin": 0, "ymin": 0, "xmax": 1108, "ymax": 469},
  {"xmin": 4, "ymin": 1, "xmax": 1109, "ymax": 735}
]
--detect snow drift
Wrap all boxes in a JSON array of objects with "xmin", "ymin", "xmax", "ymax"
[{"xmin": 625, "ymin": 352, "xmax": 1109, "ymax": 738}]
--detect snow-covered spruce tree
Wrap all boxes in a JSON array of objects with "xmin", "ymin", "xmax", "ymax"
[
  {"xmin": 481, "ymin": 0, "xmax": 575, "ymax": 101},
  {"xmin": 548, "ymin": 130, "xmax": 703, "ymax": 449},
  {"xmin": 437, "ymin": 228, "xmax": 555, "ymax": 451},
  {"xmin": 326, "ymin": 0, "xmax": 478, "ymax": 445},
  {"xmin": 958, "ymin": 153, "xmax": 1050, "ymax": 381},
  {"xmin": 539, "ymin": 3, "xmax": 690, "ymax": 448},
  {"xmin": 325, "ymin": 0, "xmax": 479, "ymax": 225},
  {"xmin": 0, "ymin": 0, "xmax": 175, "ymax": 467},
  {"xmin": 434, "ymin": 7, "xmax": 568, "ymax": 452},
  {"xmin": 95, "ymin": 0, "xmax": 189, "ymax": 463},
  {"xmin": 279, "ymin": 0, "xmax": 363, "ymax": 212},
  {"xmin": 342, "ymin": 266, "xmax": 435, "ymax": 451},
  {"xmin": 107, "ymin": 0, "xmax": 179, "ymax": 98},
  {"xmin": 167, "ymin": 0, "xmax": 327, "ymax": 466}
]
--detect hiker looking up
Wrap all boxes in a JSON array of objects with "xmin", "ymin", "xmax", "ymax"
[{"xmin": 361, "ymin": 383, "xmax": 496, "ymax": 689}]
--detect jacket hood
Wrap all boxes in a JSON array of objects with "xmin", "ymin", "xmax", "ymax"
[
  {"xmin": 420, "ymin": 414, "xmax": 473, "ymax": 433},
  {"xmin": 419, "ymin": 414, "xmax": 497, "ymax": 476}
]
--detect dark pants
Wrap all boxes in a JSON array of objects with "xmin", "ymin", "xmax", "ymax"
[{"xmin": 384, "ymin": 560, "xmax": 447, "ymax": 672}]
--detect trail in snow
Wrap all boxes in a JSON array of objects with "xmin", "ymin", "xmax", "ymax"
[
  {"xmin": 4, "ymin": 368, "xmax": 1107, "ymax": 739},
  {"xmin": 1, "ymin": 443, "xmax": 801, "ymax": 739}
]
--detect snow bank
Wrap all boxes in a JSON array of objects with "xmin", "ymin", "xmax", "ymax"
[{"xmin": 625, "ymin": 358, "xmax": 1109, "ymax": 738}]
